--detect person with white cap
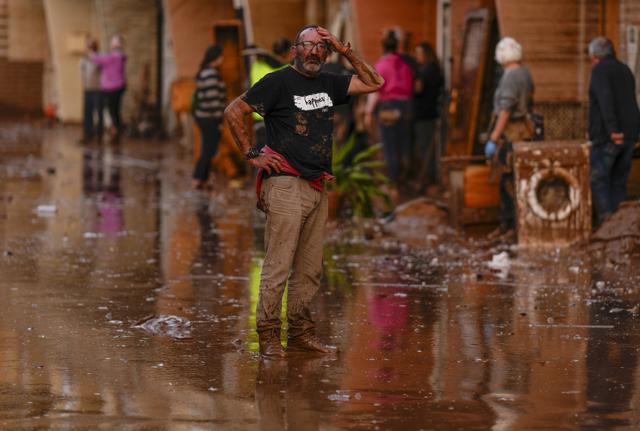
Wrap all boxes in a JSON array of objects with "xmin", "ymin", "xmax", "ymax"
[{"xmin": 484, "ymin": 36, "xmax": 535, "ymax": 240}]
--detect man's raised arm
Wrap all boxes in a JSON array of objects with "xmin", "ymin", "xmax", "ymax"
[{"xmin": 316, "ymin": 27, "xmax": 384, "ymax": 95}]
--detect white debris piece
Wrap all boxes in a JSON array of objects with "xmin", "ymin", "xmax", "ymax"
[
  {"xmin": 35, "ymin": 204, "xmax": 57, "ymax": 215},
  {"xmin": 488, "ymin": 252, "xmax": 510, "ymax": 270}
]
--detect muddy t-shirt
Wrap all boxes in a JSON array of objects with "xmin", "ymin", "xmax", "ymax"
[{"xmin": 243, "ymin": 66, "xmax": 351, "ymax": 179}]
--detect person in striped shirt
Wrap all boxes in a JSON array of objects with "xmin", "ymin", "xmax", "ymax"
[{"xmin": 192, "ymin": 44, "xmax": 227, "ymax": 189}]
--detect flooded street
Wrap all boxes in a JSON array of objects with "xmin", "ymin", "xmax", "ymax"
[{"xmin": 1, "ymin": 123, "xmax": 640, "ymax": 430}]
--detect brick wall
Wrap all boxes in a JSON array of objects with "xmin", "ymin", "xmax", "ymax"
[
  {"xmin": 0, "ymin": 58, "xmax": 43, "ymax": 115},
  {"xmin": 351, "ymin": 0, "xmax": 438, "ymax": 64}
]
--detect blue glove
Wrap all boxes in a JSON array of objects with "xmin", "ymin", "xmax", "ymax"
[{"xmin": 484, "ymin": 140, "xmax": 497, "ymax": 158}]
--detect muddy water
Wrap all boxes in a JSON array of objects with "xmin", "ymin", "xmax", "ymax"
[{"xmin": 1, "ymin": 124, "xmax": 640, "ymax": 430}]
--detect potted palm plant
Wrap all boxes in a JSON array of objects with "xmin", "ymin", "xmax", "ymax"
[{"xmin": 328, "ymin": 133, "xmax": 391, "ymax": 218}]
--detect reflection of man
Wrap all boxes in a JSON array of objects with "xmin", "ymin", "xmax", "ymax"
[
  {"xmin": 588, "ymin": 37, "xmax": 640, "ymax": 226},
  {"xmin": 225, "ymin": 25, "xmax": 384, "ymax": 357}
]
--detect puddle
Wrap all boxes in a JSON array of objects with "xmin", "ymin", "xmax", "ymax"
[{"xmin": 1, "ymin": 123, "xmax": 640, "ymax": 430}]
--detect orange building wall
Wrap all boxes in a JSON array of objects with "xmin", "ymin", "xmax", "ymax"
[
  {"xmin": 350, "ymin": 0, "xmax": 437, "ymax": 65},
  {"xmin": 246, "ymin": 0, "xmax": 306, "ymax": 50},
  {"xmin": 496, "ymin": 0, "xmax": 600, "ymax": 103},
  {"xmin": 166, "ymin": 0, "xmax": 236, "ymax": 78}
]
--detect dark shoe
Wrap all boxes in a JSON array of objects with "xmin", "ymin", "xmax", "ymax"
[
  {"xmin": 258, "ymin": 328, "xmax": 286, "ymax": 358},
  {"xmin": 287, "ymin": 333, "xmax": 337, "ymax": 354}
]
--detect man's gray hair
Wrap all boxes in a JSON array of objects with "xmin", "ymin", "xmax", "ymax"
[
  {"xmin": 495, "ymin": 37, "xmax": 522, "ymax": 66},
  {"xmin": 588, "ymin": 37, "xmax": 614, "ymax": 58}
]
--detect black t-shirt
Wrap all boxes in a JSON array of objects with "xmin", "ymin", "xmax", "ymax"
[{"xmin": 243, "ymin": 66, "xmax": 351, "ymax": 179}]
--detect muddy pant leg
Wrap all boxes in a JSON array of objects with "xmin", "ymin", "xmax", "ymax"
[
  {"xmin": 398, "ymin": 101, "xmax": 413, "ymax": 182},
  {"xmin": 414, "ymin": 118, "xmax": 437, "ymax": 186},
  {"xmin": 499, "ymin": 172, "xmax": 515, "ymax": 230},
  {"xmin": 379, "ymin": 123, "xmax": 399, "ymax": 183},
  {"xmin": 590, "ymin": 141, "xmax": 616, "ymax": 224},
  {"xmin": 95, "ymin": 91, "xmax": 104, "ymax": 140},
  {"xmin": 610, "ymin": 141, "xmax": 635, "ymax": 212},
  {"xmin": 193, "ymin": 117, "xmax": 222, "ymax": 182},
  {"xmin": 256, "ymin": 177, "xmax": 303, "ymax": 331},
  {"xmin": 498, "ymin": 141, "xmax": 515, "ymax": 230},
  {"xmin": 82, "ymin": 91, "xmax": 94, "ymax": 139},
  {"xmin": 287, "ymin": 186, "xmax": 327, "ymax": 336}
]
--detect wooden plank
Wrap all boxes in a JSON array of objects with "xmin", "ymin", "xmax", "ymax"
[{"xmin": 446, "ymin": 8, "xmax": 494, "ymax": 157}]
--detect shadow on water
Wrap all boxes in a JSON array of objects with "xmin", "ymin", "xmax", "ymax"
[{"xmin": 0, "ymin": 124, "xmax": 639, "ymax": 429}]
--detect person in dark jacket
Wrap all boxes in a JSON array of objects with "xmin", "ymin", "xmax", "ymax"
[
  {"xmin": 412, "ymin": 42, "xmax": 444, "ymax": 191},
  {"xmin": 588, "ymin": 36, "xmax": 640, "ymax": 226},
  {"xmin": 192, "ymin": 44, "xmax": 227, "ymax": 189}
]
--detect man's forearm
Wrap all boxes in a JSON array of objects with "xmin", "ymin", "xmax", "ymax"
[
  {"xmin": 224, "ymin": 97, "xmax": 252, "ymax": 154},
  {"xmin": 343, "ymin": 48, "xmax": 384, "ymax": 87}
]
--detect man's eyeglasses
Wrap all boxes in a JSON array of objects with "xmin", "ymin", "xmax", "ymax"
[{"xmin": 296, "ymin": 41, "xmax": 330, "ymax": 52}]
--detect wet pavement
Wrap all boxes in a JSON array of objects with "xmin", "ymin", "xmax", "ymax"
[{"xmin": 1, "ymin": 123, "xmax": 640, "ymax": 430}]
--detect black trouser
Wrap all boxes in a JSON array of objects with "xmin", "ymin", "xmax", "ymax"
[
  {"xmin": 498, "ymin": 141, "xmax": 515, "ymax": 230},
  {"xmin": 104, "ymin": 87, "xmax": 125, "ymax": 133},
  {"xmin": 193, "ymin": 117, "xmax": 222, "ymax": 181},
  {"xmin": 82, "ymin": 90, "xmax": 103, "ymax": 140}
]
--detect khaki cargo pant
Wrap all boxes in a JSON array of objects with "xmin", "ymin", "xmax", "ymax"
[{"xmin": 256, "ymin": 175, "xmax": 327, "ymax": 336}]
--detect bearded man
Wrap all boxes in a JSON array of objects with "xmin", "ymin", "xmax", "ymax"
[{"xmin": 225, "ymin": 25, "xmax": 384, "ymax": 357}]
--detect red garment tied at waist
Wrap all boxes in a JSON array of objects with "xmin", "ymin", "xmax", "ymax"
[{"xmin": 255, "ymin": 146, "xmax": 334, "ymax": 209}]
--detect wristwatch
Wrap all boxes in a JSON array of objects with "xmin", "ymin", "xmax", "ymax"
[{"xmin": 245, "ymin": 146, "xmax": 261, "ymax": 160}]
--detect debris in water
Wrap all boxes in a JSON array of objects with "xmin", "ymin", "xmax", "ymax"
[
  {"xmin": 83, "ymin": 232, "xmax": 104, "ymax": 239},
  {"xmin": 328, "ymin": 392, "xmax": 350, "ymax": 401},
  {"xmin": 529, "ymin": 323, "xmax": 614, "ymax": 329},
  {"xmin": 487, "ymin": 252, "xmax": 511, "ymax": 278},
  {"xmin": 35, "ymin": 204, "xmax": 57, "ymax": 215},
  {"xmin": 133, "ymin": 315, "xmax": 193, "ymax": 339}
]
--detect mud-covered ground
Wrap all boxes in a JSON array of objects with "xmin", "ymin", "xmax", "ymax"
[{"xmin": 1, "ymin": 123, "xmax": 640, "ymax": 430}]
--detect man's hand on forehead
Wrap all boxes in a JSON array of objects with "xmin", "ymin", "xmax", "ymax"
[{"xmin": 316, "ymin": 27, "xmax": 349, "ymax": 55}]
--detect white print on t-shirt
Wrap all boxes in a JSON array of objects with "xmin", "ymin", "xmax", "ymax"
[{"xmin": 293, "ymin": 93, "xmax": 333, "ymax": 111}]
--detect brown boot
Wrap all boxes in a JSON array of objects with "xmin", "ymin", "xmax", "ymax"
[
  {"xmin": 258, "ymin": 328, "xmax": 286, "ymax": 358},
  {"xmin": 287, "ymin": 332, "xmax": 338, "ymax": 354}
]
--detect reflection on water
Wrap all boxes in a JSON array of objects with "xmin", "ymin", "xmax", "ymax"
[{"xmin": 0, "ymin": 125, "xmax": 639, "ymax": 429}]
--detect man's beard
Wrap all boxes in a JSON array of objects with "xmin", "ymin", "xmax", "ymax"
[{"xmin": 295, "ymin": 54, "xmax": 323, "ymax": 76}]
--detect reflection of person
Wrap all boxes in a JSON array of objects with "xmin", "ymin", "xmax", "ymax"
[
  {"xmin": 92, "ymin": 35, "xmax": 127, "ymax": 141},
  {"xmin": 412, "ymin": 42, "xmax": 444, "ymax": 190},
  {"xmin": 248, "ymin": 39, "xmax": 292, "ymax": 152},
  {"xmin": 192, "ymin": 44, "xmax": 227, "ymax": 189},
  {"xmin": 225, "ymin": 25, "xmax": 384, "ymax": 357},
  {"xmin": 80, "ymin": 39, "xmax": 103, "ymax": 143},
  {"xmin": 484, "ymin": 37, "xmax": 534, "ymax": 240},
  {"xmin": 365, "ymin": 31, "xmax": 414, "ymax": 188},
  {"xmin": 587, "ymin": 37, "xmax": 640, "ymax": 227}
]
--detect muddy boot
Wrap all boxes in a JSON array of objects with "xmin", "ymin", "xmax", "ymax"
[
  {"xmin": 287, "ymin": 330, "xmax": 337, "ymax": 354},
  {"xmin": 258, "ymin": 327, "xmax": 286, "ymax": 358}
]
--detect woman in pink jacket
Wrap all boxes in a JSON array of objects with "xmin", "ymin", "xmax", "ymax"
[
  {"xmin": 93, "ymin": 35, "xmax": 127, "ymax": 141},
  {"xmin": 365, "ymin": 31, "xmax": 414, "ymax": 189}
]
